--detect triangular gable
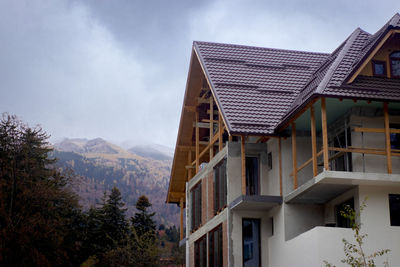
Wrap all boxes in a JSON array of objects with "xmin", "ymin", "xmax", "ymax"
[{"xmin": 346, "ymin": 13, "xmax": 400, "ymax": 83}]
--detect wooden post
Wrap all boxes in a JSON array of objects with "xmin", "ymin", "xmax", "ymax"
[
  {"xmin": 321, "ymin": 98, "xmax": 329, "ymax": 171},
  {"xmin": 279, "ymin": 137, "xmax": 283, "ymax": 196},
  {"xmin": 180, "ymin": 197, "xmax": 184, "ymax": 241},
  {"xmin": 241, "ymin": 135, "xmax": 246, "ymax": 195},
  {"xmin": 218, "ymin": 113, "xmax": 223, "ymax": 151},
  {"xmin": 310, "ymin": 105, "xmax": 318, "ymax": 176},
  {"xmin": 209, "ymin": 98, "xmax": 214, "ymax": 158},
  {"xmin": 292, "ymin": 123, "xmax": 298, "ymax": 189},
  {"xmin": 187, "ymin": 151, "xmax": 192, "ymax": 181},
  {"xmin": 195, "ymin": 111, "xmax": 200, "ymax": 173},
  {"xmin": 228, "ymin": 134, "xmax": 232, "ymax": 142},
  {"xmin": 384, "ymin": 102, "xmax": 392, "ymax": 174}
]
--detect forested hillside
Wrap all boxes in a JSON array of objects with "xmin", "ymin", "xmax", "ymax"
[{"xmin": 53, "ymin": 138, "xmax": 179, "ymax": 226}]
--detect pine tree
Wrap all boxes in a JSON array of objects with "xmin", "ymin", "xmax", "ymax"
[
  {"xmin": 102, "ymin": 187, "xmax": 128, "ymax": 248},
  {"xmin": 131, "ymin": 195, "xmax": 156, "ymax": 238},
  {"xmin": 0, "ymin": 114, "xmax": 82, "ymax": 266}
]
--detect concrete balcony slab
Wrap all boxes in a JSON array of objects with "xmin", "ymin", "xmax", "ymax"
[
  {"xmin": 285, "ymin": 171, "xmax": 400, "ymax": 204},
  {"xmin": 229, "ymin": 195, "xmax": 282, "ymax": 211}
]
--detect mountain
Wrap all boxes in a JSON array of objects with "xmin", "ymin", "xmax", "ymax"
[
  {"xmin": 53, "ymin": 138, "xmax": 179, "ymax": 226},
  {"xmin": 128, "ymin": 144, "xmax": 172, "ymax": 161}
]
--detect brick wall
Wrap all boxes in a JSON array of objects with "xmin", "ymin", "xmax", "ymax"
[
  {"xmin": 207, "ymin": 171, "xmax": 214, "ymax": 221},
  {"xmin": 223, "ymin": 220, "xmax": 228, "ymax": 267}
]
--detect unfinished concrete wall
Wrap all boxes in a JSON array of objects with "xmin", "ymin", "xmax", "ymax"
[
  {"xmin": 284, "ymin": 203, "xmax": 324, "ymax": 240},
  {"xmin": 230, "ymin": 209, "xmax": 271, "ymax": 267},
  {"xmin": 226, "ymin": 142, "xmax": 269, "ymax": 204}
]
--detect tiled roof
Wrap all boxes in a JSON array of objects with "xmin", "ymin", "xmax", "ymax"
[
  {"xmin": 194, "ymin": 42, "xmax": 328, "ymax": 135},
  {"xmin": 194, "ymin": 13, "xmax": 400, "ymax": 136}
]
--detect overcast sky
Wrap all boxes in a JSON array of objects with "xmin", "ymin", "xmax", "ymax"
[{"xmin": 0, "ymin": 0, "xmax": 399, "ymax": 148}]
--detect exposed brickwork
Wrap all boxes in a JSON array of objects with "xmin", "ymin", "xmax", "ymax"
[
  {"xmin": 207, "ymin": 171, "xmax": 214, "ymax": 221},
  {"xmin": 201, "ymin": 178, "xmax": 207, "ymax": 226},
  {"xmin": 223, "ymin": 220, "xmax": 228, "ymax": 267}
]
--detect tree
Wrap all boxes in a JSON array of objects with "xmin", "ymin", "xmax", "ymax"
[
  {"xmin": 102, "ymin": 187, "xmax": 128, "ymax": 248},
  {"xmin": 0, "ymin": 114, "xmax": 82, "ymax": 266},
  {"xmin": 131, "ymin": 195, "xmax": 156, "ymax": 238},
  {"xmin": 324, "ymin": 199, "xmax": 390, "ymax": 267}
]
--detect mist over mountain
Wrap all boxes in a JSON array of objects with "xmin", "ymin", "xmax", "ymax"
[{"xmin": 53, "ymin": 138, "xmax": 179, "ymax": 226}]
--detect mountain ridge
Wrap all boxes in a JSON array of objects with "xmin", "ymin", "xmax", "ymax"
[{"xmin": 53, "ymin": 138, "xmax": 179, "ymax": 226}]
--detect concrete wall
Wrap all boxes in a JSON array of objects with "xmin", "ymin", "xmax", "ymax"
[
  {"xmin": 284, "ymin": 203, "xmax": 324, "ymax": 241},
  {"xmin": 230, "ymin": 209, "xmax": 272, "ymax": 267},
  {"xmin": 269, "ymin": 184, "xmax": 400, "ymax": 266},
  {"xmin": 226, "ymin": 142, "xmax": 269, "ymax": 204}
]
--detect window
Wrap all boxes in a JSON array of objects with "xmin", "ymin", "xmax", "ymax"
[
  {"xmin": 267, "ymin": 152, "xmax": 272, "ymax": 170},
  {"xmin": 208, "ymin": 224, "xmax": 223, "ymax": 267},
  {"xmin": 390, "ymin": 51, "xmax": 400, "ymax": 78},
  {"xmin": 336, "ymin": 198, "xmax": 354, "ymax": 228},
  {"xmin": 214, "ymin": 159, "xmax": 227, "ymax": 214},
  {"xmin": 195, "ymin": 235, "xmax": 207, "ymax": 267},
  {"xmin": 191, "ymin": 182, "xmax": 202, "ymax": 231},
  {"xmin": 246, "ymin": 157, "xmax": 259, "ymax": 195},
  {"xmin": 372, "ymin": 60, "xmax": 387, "ymax": 77},
  {"xmin": 243, "ymin": 219, "xmax": 261, "ymax": 267},
  {"xmin": 389, "ymin": 194, "xmax": 400, "ymax": 226},
  {"xmin": 390, "ymin": 123, "xmax": 400, "ymax": 149},
  {"xmin": 270, "ymin": 217, "xmax": 274, "ymax": 236}
]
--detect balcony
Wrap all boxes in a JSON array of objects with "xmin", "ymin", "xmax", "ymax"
[{"xmin": 285, "ymin": 171, "xmax": 400, "ymax": 204}]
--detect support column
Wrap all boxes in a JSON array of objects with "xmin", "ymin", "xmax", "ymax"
[
  {"xmin": 321, "ymin": 98, "xmax": 329, "ymax": 171},
  {"xmin": 209, "ymin": 98, "xmax": 214, "ymax": 158},
  {"xmin": 180, "ymin": 197, "xmax": 184, "ymax": 241},
  {"xmin": 310, "ymin": 105, "xmax": 318, "ymax": 176},
  {"xmin": 195, "ymin": 111, "xmax": 199, "ymax": 173},
  {"xmin": 292, "ymin": 123, "xmax": 298, "ymax": 189},
  {"xmin": 279, "ymin": 137, "xmax": 283, "ymax": 196},
  {"xmin": 187, "ymin": 151, "xmax": 192, "ymax": 181},
  {"xmin": 218, "ymin": 113, "xmax": 223, "ymax": 151},
  {"xmin": 241, "ymin": 135, "xmax": 246, "ymax": 195},
  {"xmin": 384, "ymin": 102, "xmax": 392, "ymax": 174}
]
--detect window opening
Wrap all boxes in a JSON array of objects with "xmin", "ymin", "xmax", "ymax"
[
  {"xmin": 267, "ymin": 152, "xmax": 272, "ymax": 170},
  {"xmin": 194, "ymin": 235, "xmax": 207, "ymax": 267},
  {"xmin": 389, "ymin": 194, "xmax": 400, "ymax": 226},
  {"xmin": 390, "ymin": 123, "xmax": 400, "ymax": 150},
  {"xmin": 336, "ymin": 198, "xmax": 354, "ymax": 228},
  {"xmin": 243, "ymin": 219, "xmax": 261, "ymax": 267},
  {"xmin": 372, "ymin": 60, "xmax": 387, "ymax": 77},
  {"xmin": 208, "ymin": 224, "xmax": 223, "ymax": 267},
  {"xmin": 390, "ymin": 51, "xmax": 400, "ymax": 78},
  {"xmin": 246, "ymin": 157, "xmax": 260, "ymax": 195},
  {"xmin": 214, "ymin": 159, "xmax": 227, "ymax": 214},
  {"xmin": 191, "ymin": 182, "xmax": 202, "ymax": 231}
]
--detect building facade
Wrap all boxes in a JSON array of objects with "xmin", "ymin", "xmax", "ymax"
[{"xmin": 167, "ymin": 14, "xmax": 400, "ymax": 266}]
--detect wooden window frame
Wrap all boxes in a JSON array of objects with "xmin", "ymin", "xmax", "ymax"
[
  {"xmin": 389, "ymin": 51, "xmax": 400, "ymax": 78},
  {"xmin": 372, "ymin": 60, "xmax": 387, "ymax": 77},
  {"xmin": 208, "ymin": 224, "xmax": 223, "ymax": 267},
  {"xmin": 213, "ymin": 158, "xmax": 227, "ymax": 215}
]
